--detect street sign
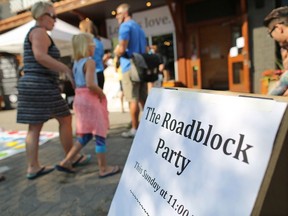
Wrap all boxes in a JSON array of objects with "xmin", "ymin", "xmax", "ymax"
[{"xmin": 109, "ymin": 88, "xmax": 287, "ymax": 216}]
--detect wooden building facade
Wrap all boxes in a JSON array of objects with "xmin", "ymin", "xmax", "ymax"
[{"xmin": 0, "ymin": 0, "xmax": 285, "ymax": 94}]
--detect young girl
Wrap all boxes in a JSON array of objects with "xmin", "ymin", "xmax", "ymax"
[{"xmin": 56, "ymin": 33, "xmax": 120, "ymax": 178}]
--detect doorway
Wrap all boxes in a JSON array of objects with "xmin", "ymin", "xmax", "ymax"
[
  {"xmin": 183, "ymin": 0, "xmax": 250, "ymax": 92},
  {"xmin": 199, "ymin": 24, "xmax": 231, "ymax": 90},
  {"xmin": 187, "ymin": 23, "xmax": 231, "ymax": 90},
  {"xmin": 187, "ymin": 21, "xmax": 250, "ymax": 92}
]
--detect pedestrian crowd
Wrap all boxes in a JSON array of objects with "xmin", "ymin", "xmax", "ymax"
[{"xmin": 0, "ymin": 1, "xmax": 165, "ymax": 181}]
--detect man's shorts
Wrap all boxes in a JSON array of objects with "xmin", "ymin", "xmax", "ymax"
[{"xmin": 122, "ymin": 61, "xmax": 147, "ymax": 102}]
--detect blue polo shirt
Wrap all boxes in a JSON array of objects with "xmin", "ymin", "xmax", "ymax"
[{"xmin": 118, "ymin": 20, "xmax": 147, "ymax": 73}]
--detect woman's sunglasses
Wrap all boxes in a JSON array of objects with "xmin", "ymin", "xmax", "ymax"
[{"xmin": 43, "ymin": 12, "xmax": 57, "ymax": 20}]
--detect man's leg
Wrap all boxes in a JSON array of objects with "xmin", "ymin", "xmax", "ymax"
[
  {"xmin": 121, "ymin": 71, "xmax": 138, "ymax": 137},
  {"xmin": 139, "ymin": 81, "xmax": 148, "ymax": 110},
  {"xmin": 130, "ymin": 100, "xmax": 140, "ymax": 130},
  {"xmin": 121, "ymin": 65, "xmax": 147, "ymax": 137}
]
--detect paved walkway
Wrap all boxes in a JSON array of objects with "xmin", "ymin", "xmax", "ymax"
[{"xmin": 0, "ymin": 109, "xmax": 133, "ymax": 216}]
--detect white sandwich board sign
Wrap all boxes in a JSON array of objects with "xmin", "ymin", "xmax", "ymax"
[{"xmin": 108, "ymin": 88, "xmax": 287, "ymax": 216}]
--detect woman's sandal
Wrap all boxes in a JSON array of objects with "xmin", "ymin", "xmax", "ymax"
[
  {"xmin": 72, "ymin": 154, "xmax": 92, "ymax": 167},
  {"xmin": 55, "ymin": 165, "xmax": 76, "ymax": 174},
  {"xmin": 99, "ymin": 166, "xmax": 121, "ymax": 179}
]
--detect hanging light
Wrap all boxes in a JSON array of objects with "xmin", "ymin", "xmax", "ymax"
[
  {"xmin": 164, "ymin": 41, "xmax": 171, "ymax": 46},
  {"xmin": 146, "ymin": 1, "xmax": 152, "ymax": 7}
]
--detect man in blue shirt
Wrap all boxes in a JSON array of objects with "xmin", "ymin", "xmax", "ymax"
[{"xmin": 114, "ymin": 3, "xmax": 147, "ymax": 138}]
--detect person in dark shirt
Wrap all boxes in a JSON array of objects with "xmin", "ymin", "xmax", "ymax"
[{"xmin": 263, "ymin": 6, "xmax": 288, "ymax": 96}]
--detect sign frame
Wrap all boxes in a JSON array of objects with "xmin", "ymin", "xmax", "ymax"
[{"xmin": 109, "ymin": 88, "xmax": 288, "ymax": 216}]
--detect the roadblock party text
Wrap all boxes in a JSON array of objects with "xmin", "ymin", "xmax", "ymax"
[{"xmin": 144, "ymin": 106, "xmax": 254, "ymax": 176}]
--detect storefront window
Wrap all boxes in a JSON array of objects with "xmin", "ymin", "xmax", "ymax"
[
  {"xmin": 232, "ymin": 62, "xmax": 243, "ymax": 84},
  {"xmin": 231, "ymin": 26, "xmax": 242, "ymax": 48},
  {"xmin": 193, "ymin": 66, "xmax": 198, "ymax": 86}
]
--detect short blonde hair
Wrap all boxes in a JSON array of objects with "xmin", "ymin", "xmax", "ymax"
[
  {"xmin": 79, "ymin": 18, "xmax": 99, "ymax": 38},
  {"xmin": 31, "ymin": 1, "xmax": 53, "ymax": 20},
  {"xmin": 72, "ymin": 33, "xmax": 94, "ymax": 60}
]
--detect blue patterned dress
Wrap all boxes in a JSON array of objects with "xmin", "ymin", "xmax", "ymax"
[{"xmin": 17, "ymin": 26, "xmax": 70, "ymax": 124}]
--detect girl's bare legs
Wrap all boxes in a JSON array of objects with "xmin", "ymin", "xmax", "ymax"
[
  {"xmin": 96, "ymin": 136, "xmax": 119, "ymax": 177},
  {"xmin": 97, "ymin": 153, "xmax": 119, "ymax": 176},
  {"xmin": 97, "ymin": 153, "xmax": 107, "ymax": 174}
]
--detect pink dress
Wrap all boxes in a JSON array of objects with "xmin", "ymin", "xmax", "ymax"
[
  {"xmin": 73, "ymin": 88, "xmax": 109, "ymax": 137},
  {"xmin": 72, "ymin": 57, "xmax": 109, "ymax": 138}
]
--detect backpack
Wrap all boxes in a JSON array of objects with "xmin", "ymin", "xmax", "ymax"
[{"xmin": 131, "ymin": 52, "xmax": 162, "ymax": 82}]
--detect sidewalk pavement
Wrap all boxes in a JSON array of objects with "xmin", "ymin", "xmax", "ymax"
[{"xmin": 0, "ymin": 109, "xmax": 133, "ymax": 216}]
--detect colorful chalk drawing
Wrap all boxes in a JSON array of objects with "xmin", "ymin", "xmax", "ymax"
[{"xmin": 0, "ymin": 130, "xmax": 59, "ymax": 161}]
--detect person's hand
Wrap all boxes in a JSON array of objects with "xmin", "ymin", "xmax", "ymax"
[
  {"xmin": 283, "ymin": 88, "xmax": 288, "ymax": 96},
  {"xmin": 115, "ymin": 57, "xmax": 120, "ymax": 69},
  {"xmin": 65, "ymin": 69, "xmax": 75, "ymax": 89},
  {"xmin": 96, "ymin": 89, "xmax": 105, "ymax": 102},
  {"xmin": 280, "ymin": 48, "xmax": 288, "ymax": 70},
  {"xmin": 281, "ymin": 48, "xmax": 288, "ymax": 59},
  {"xmin": 282, "ymin": 56, "xmax": 288, "ymax": 70}
]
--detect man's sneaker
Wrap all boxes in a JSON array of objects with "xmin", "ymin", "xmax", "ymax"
[{"xmin": 121, "ymin": 128, "xmax": 137, "ymax": 138}]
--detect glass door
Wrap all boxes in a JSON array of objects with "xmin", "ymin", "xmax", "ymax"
[{"xmin": 187, "ymin": 29, "xmax": 202, "ymax": 89}]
